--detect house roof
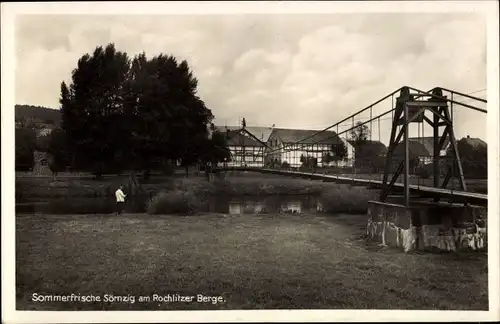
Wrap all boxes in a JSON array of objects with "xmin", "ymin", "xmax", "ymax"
[
  {"xmin": 393, "ymin": 136, "xmax": 450, "ymax": 157},
  {"xmin": 412, "ymin": 136, "xmax": 450, "ymax": 156},
  {"xmin": 243, "ymin": 126, "xmax": 274, "ymax": 143},
  {"xmin": 462, "ymin": 137, "xmax": 486, "ymax": 148},
  {"xmin": 348, "ymin": 140, "xmax": 388, "ymax": 155},
  {"xmin": 216, "ymin": 125, "xmax": 274, "ymax": 143},
  {"xmin": 270, "ymin": 128, "xmax": 343, "ymax": 145},
  {"xmin": 226, "ymin": 131, "xmax": 265, "ymax": 147}
]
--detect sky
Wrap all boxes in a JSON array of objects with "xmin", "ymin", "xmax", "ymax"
[{"xmin": 15, "ymin": 12, "xmax": 488, "ymax": 143}]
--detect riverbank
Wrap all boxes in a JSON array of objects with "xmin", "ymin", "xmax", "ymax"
[
  {"xmin": 16, "ymin": 173, "xmax": 378, "ymax": 215},
  {"xmin": 16, "ymin": 170, "xmax": 487, "ymax": 203},
  {"xmin": 16, "ymin": 212, "xmax": 488, "ymax": 310},
  {"xmin": 15, "ymin": 173, "xmax": 330, "ymax": 200}
]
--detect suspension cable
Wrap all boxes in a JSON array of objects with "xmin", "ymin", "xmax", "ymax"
[
  {"xmin": 408, "ymin": 86, "xmax": 487, "ymax": 113},
  {"xmin": 267, "ymin": 108, "xmax": 395, "ymax": 158},
  {"xmin": 264, "ymin": 87, "xmax": 405, "ymax": 156},
  {"xmin": 261, "ymin": 87, "xmax": 487, "ymax": 173}
]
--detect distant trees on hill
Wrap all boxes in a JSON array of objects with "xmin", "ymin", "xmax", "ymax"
[{"xmin": 15, "ymin": 105, "xmax": 60, "ymax": 125}]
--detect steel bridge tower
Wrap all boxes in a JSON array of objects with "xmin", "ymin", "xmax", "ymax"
[{"xmin": 380, "ymin": 86, "xmax": 466, "ymax": 207}]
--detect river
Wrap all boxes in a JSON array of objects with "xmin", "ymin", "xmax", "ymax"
[{"xmin": 16, "ymin": 195, "xmax": 324, "ymax": 215}]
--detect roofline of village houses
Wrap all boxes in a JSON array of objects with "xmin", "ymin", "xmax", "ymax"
[{"xmin": 220, "ymin": 122, "xmax": 487, "ymax": 169}]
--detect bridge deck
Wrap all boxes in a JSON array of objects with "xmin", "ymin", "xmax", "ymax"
[{"xmin": 218, "ymin": 167, "xmax": 487, "ymax": 206}]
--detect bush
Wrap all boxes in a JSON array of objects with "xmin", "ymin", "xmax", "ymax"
[
  {"xmin": 147, "ymin": 188, "xmax": 206, "ymax": 215},
  {"xmin": 416, "ymin": 166, "xmax": 431, "ymax": 179},
  {"xmin": 281, "ymin": 161, "xmax": 291, "ymax": 169},
  {"xmin": 162, "ymin": 161, "xmax": 176, "ymax": 176},
  {"xmin": 318, "ymin": 185, "xmax": 377, "ymax": 214}
]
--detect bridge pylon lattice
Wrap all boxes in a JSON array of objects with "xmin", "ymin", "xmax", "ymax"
[{"xmin": 380, "ymin": 86, "xmax": 466, "ymax": 207}]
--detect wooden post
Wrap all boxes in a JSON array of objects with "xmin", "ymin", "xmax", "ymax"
[{"xmin": 403, "ymin": 102, "xmax": 410, "ymax": 208}]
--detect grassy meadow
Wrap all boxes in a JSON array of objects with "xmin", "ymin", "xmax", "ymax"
[{"xmin": 16, "ymin": 212, "xmax": 488, "ymax": 310}]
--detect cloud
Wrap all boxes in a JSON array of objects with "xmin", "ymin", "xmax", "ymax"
[{"xmin": 15, "ymin": 13, "xmax": 487, "ymax": 142}]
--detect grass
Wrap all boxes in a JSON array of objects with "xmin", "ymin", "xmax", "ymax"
[
  {"xmin": 16, "ymin": 212, "xmax": 488, "ymax": 310},
  {"xmin": 147, "ymin": 189, "xmax": 206, "ymax": 215},
  {"xmin": 15, "ymin": 175, "xmax": 175, "ymax": 201},
  {"xmin": 318, "ymin": 185, "xmax": 379, "ymax": 214}
]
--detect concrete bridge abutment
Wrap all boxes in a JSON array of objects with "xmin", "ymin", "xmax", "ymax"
[{"xmin": 366, "ymin": 200, "xmax": 487, "ymax": 253}]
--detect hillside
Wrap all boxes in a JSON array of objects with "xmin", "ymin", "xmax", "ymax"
[{"xmin": 15, "ymin": 105, "xmax": 61, "ymax": 125}]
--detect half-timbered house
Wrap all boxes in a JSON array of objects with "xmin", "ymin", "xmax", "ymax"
[
  {"xmin": 265, "ymin": 128, "xmax": 354, "ymax": 168},
  {"xmin": 217, "ymin": 126, "xmax": 268, "ymax": 167}
]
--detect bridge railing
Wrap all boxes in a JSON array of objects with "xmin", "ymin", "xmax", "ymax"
[
  {"xmin": 222, "ymin": 155, "xmax": 487, "ymax": 193},
  {"xmin": 220, "ymin": 165, "xmax": 487, "ymax": 205}
]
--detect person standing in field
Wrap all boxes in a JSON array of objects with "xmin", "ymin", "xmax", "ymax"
[{"xmin": 115, "ymin": 185, "xmax": 126, "ymax": 215}]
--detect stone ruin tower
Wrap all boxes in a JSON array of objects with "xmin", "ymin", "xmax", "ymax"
[{"xmin": 32, "ymin": 150, "xmax": 52, "ymax": 176}]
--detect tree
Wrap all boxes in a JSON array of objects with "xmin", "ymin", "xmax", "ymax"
[
  {"xmin": 15, "ymin": 127, "xmax": 37, "ymax": 171},
  {"xmin": 281, "ymin": 161, "xmax": 290, "ymax": 168},
  {"xmin": 205, "ymin": 130, "xmax": 231, "ymax": 165},
  {"xmin": 330, "ymin": 142, "xmax": 348, "ymax": 166},
  {"xmin": 241, "ymin": 117, "xmax": 246, "ymax": 128},
  {"xmin": 125, "ymin": 53, "xmax": 214, "ymax": 179},
  {"xmin": 35, "ymin": 133, "xmax": 51, "ymax": 153},
  {"xmin": 300, "ymin": 154, "xmax": 317, "ymax": 168},
  {"xmin": 445, "ymin": 137, "xmax": 487, "ymax": 179},
  {"xmin": 45, "ymin": 128, "xmax": 70, "ymax": 179},
  {"xmin": 355, "ymin": 142, "xmax": 387, "ymax": 172},
  {"xmin": 60, "ymin": 43, "xmax": 131, "ymax": 179},
  {"xmin": 349, "ymin": 122, "xmax": 370, "ymax": 145},
  {"xmin": 60, "ymin": 43, "xmax": 214, "ymax": 182},
  {"xmin": 322, "ymin": 152, "xmax": 333, "ymax": 166}
]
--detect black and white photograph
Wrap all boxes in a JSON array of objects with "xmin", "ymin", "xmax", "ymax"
[{"xmin": 2, "ymin": 1, "xmax": 499, "ymax": 323}]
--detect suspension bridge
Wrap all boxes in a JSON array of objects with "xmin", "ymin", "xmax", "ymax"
[{"xmin": 217, "ymin": 85, "xmax": 488, "ymax": 208}]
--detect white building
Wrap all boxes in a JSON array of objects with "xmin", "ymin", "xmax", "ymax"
[
  {"xmin": 264, "ymin": 128, "xmax": 355, "ymax": 168},
  {"xmin": 217, "ymin": 126, "xmax": 268, "ymax": 167}
]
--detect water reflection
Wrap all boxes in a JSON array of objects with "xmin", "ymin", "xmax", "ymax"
[
  {"xmin": 16, "ymin": 196, "xmax": 150, "ymax": 215},
  {"xmin": 16, "ymin": 195, "xmax": 323, "ymax": 215},
  {"xmin": 207, "ymin": 196, "xmax": 322, "ymax": 215}
]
